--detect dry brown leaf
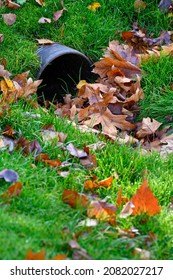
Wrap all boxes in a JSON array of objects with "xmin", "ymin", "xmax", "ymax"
[
  {"xmin": 136, "ymin": 118, "xmax": 162, "ymax": 138},
  {"xmin": 36, "ymin": 38, "xmax": 55, "ymax": 45},
  {"xmin": 0, "ymin": 65, "xmax": 11, "ymax": 78},
  {"xmin": 119, "ymin": 201, "xmax": 135, "ymax": 218},
  {"xmin": 0, "ymin": 34, "xmax": 4, "ymax": 43},
  {"xmin": 87, "ymin": 200, "xmax": 116, "ymax": 225},
  {"xmin": 2, "ymin": 13, "xmax": 16, "ymax": 25},
  {"xmin": 66, "ymin": 143, "xmax": 87, "ymax": 158},
  {"xmin": 82, "ymin": 108, "xmax": 135, "ymax": 136},
  {"xmin": 6, "ymin": 0, "xmax": 21, "ymax": 9},
  {"xmin": 53, "ymin": 9, "xmax": 64, "ymax": 21},
  {"xmin": 35, "ymin": 0, "xmax": 45, "ymax": 6},
  {"xmin": 131, "ymin": 180, "xmax": 161, "ymax": 216},
  {"xmin": 62, "ymin": 189, "xmax": 89, "ymax": 208}
]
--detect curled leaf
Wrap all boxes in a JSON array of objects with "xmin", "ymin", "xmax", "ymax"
[{"xmin": 0, "ymin": 169, "xmax": 19, "ymax": 182}]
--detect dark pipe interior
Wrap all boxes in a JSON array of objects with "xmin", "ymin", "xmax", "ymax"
[{"xmin": 37, "ymin": 53, "xmax": 93, "ymax": 103}]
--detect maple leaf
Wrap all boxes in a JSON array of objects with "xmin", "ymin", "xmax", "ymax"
[
  {"xmin": 62, "ymin": 189, "xmax": 89, "ymax": 208},
  {"xmin": 87, "ymin": 200, "xmax": 116, "ymax": 225},
  {"xmin": 131, "ymin": 180, "xmax": 161, "ymax": 216},
  {"xmin": 136, "ymin": 117, "xmax": 162, "ymax": 138},
  {"xmin": 87, "ymin": 2, "xmax": 101, "ymax": 11},
  {"xmin": 26, "ymin": 249, "xmax": 46, "ymax": 260},
  {"xmin": 81, "ymin": 107, "xmax": 135, "ymax": 136}
]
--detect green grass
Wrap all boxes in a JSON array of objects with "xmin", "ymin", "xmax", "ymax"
[
  {"xmin": 0, "ymin": 101, "xmax": 173, "ymax": 260},
  {"xmin": 0, "ymin": 0, "xmax": 173, "ymax": 260}
]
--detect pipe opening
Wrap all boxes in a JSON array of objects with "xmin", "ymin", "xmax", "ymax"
[{"xmin": 37, "ymin": 53, "xmax": 93, "ymax": 103}]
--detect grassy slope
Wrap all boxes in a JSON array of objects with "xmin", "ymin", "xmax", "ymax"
[{"xmin": 0, "ymin": 0, "xmax": 173, "ymax": 259}]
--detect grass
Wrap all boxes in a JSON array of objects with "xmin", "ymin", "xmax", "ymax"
[{"xmin": 0, "ymin": 0, "xmax": 173, "ymax": 260}]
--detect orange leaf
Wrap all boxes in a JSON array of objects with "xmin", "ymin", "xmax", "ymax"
[
  {"xmin": 1, "ymin": 181, "xmax": 22, "ymax": 198},
  {"xmin": 131, "ymin": 180, "xmax": 161, "ymax": 216},
  {"xmin": 62, "ymin": 189, "xmax": 89, "ymax": 208},
  {"xmin": 84, "ymin": 180, "xmax": 98, "ymax": 189},
  {"xmin": 26, "ymin": 248, "xmax": 46, "ymax": 260},
  {"xmin": 87, "ymin": 200, "xmax": 116, "ymax": 225},
  {"xmin": 52, "ymin": 254, "xmax": 67, "ymax": 260},
  {"xmin": 44, "ymin": 159, "xmax": 61, "ymax": 167},
  {"xmin": 98, "ymin": 176, "xmax": 113, "ymax": 187},
  {"xmin": 116, "ymin": 187, "xmax": 129, "ymax": 207}
]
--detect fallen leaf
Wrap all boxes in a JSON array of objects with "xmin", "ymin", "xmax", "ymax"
[
  {"xmin": 133, "ymin": 247, "xmax": 150, "ymax": 260},
  {"xmin": 0, "ymin": 65, "xmax": 11, "ymax": 78},
  {"xmin": 87, "ymin": 200, "xmax": 116, "ymax": 225},
  {"xmin": 38, "ymin": 17, "xmax": 51, "ymax": 24},
  {"xmin": 134, "ymin": 0, "xmax": 147, "ymax": 13},
  {"xmin": 116, "ymin": 187, "xmax": 128, "ymax": 207},
  {"xmin": 87, "ymin": 2, "xmax": 101, "ymax": 11},
  {"xmin": 25, "ymin": 248, "xmax": 46, "ymax": 260},
  {"xmin": 2, "ymin": 125, "xmax": 16, "ymax": 137},
  {"xmin": 6, "ymin": 0, "xmax": 21, "ymax": 9},
  {"xmin": 159, "ymin": 0, "xmax": 172, "ymax": 12},
  {"xmin": 53, "ymin": 9, "xmax": 64, "ymax": 21},
  {"xmin": 0, "ymin": 169, "xmax": 19, "ymax": 182},
  {"xmin": 62, "ymin": 189, "xmax": 89, "ymax": 208},
  {"xmin": 78, "ymin": 218, "xmax": 98, "ymax": 227},
  {"xmin": 136, "ymin": 118, "xmax": 162, "ymax": 138},
  {"xmin": 66, "ymin": 143, "xmax": 87, "ymax": 158},
  {"xmin": 36, "ymin": 38, "xmax": 55, "ymax": 45},
  {"xmin": 119, "ymin": 201, "xmax": 135, "ymax": 218},
  {"xmin": 0, "ymin": 34, "xmax": 4, "ymax": 43},
  {"xmin": 1, "ymin": 181, "xmax": 22, "ymax": 198},
  {"xmin": 52, "ymin": 254, "xmax": 67, "ymax": 260},
  {"xmin": 68, "ymin": 239, "xmax": 92, "ymax": 260},
  {"xmin": 131, "ymin": 180, "xmax": 161, "ymax": 216},
  {"xmin": 16, "ymin": 138, "xmax": 42, "ymax": 155},
  {"xmin": 35, "ymin": 0, "xmax": 45, "ymax": 6},
  {"xmin": 2, "ymin": 13, "xmax": 16, "ymax": 25}
]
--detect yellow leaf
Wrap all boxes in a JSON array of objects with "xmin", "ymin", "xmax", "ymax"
[
  {"xmin": 4, "ymin": 78, "xmax": 14, "ymax": 89},
  {"xmin": 76, "ymin": 80, "xmax": 87, "ymax": 90},
  {"xmin": 87, "ymin": 2, "xmax": 101, "ymax": 11}
]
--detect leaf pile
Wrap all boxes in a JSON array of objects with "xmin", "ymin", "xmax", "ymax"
[{"xmin": 54, "ymin": 24, "xmax": 173, "ymax": 155}]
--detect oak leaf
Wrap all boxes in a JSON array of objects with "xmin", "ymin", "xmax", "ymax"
[
  {"xmin": 131, "ymin": 180, "xmax": 161, "ymax": 216},
  {"xmin": 82, "ymin": 108, "xmax": 135, "ymax": 136}
]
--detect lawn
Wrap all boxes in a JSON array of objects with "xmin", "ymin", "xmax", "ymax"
[{"xmin": 0, "ymin": 0, "xmax": 173, "ymax": 260}]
